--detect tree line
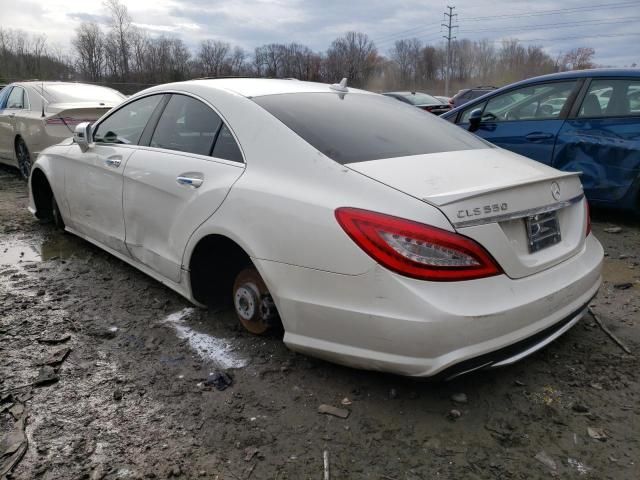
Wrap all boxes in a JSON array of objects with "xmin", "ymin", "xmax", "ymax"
[{"xmin": 1, "ymin": 0, "xmax": 598, "ymax": 95}]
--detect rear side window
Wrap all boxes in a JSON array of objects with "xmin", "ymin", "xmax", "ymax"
[
  {"xmin": 212, "ymin": 124, "xmax": 243, "ymax": 162},
  {"xmin": 254, "ymin": 93, "xmax": 490, "ymax": 164},
  {"xmin": 94, "ymin": 94, "xmax": 163, "ymax": 145},
  {"xmin": 151, "ymin": 94, "xmax": 222, "ymax": 156},
  {"xmin": 7, "ymin": 87, "xmax": 25, "ymax": 109},
  {"xmin": 578, "ymin": 79, "xmax": 640, "ymax": 118}
]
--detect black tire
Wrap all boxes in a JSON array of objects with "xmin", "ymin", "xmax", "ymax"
[
  {"xmin": 51, "ymin": 195, "xmax": 65, "ymax": 230},
  {"xmin": 15, "ymin": 138, "xmax": 32, "ymax": 181}
]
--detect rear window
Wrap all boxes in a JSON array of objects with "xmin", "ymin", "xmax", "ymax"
[
  {"xmin": 399, "ymin": 92, "xmax": 440, "ymax": 105},
  {"xmin": 253, "ymin": 93, "xmax": 490, "ymax": 164},
  {"xmin": 43, "ymin": 84, "xmax": 125, "ymax": 103}
]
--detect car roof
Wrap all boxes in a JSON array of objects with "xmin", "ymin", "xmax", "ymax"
[
  {"xmin": 151, "ymin": 78, "xmax": 374, "ymax": 98},
  {"xmin": 443, "ymin": 68, "xmax": 640, "ymax": 118}
]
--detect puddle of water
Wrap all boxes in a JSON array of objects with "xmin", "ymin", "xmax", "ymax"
[
  {"xmin": 1, "ymin": 244, "xmax": 41, "ymax": 264},
  {"xmin": 0, "ymin": 233, "xmax": 85, "ymax": 266},
  {"xmin": 161, "ymin": 308, "xmax": 247, "ymax": 369}
]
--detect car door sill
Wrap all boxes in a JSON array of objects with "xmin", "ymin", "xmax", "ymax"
[{"xmin": 65, "ymin": 226, "xmax": 203, "ymax": 307}]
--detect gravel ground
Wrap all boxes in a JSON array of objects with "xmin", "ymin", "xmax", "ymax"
[{"xmin": 1, "ymin": 165, "xmax": 639, "ymax": 480}]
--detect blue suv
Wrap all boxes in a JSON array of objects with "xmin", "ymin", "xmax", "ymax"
[{"xmin": 442, "ymin": 69, "xmax": 640, "ymax": 211}]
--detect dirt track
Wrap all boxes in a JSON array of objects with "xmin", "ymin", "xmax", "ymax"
[{"xmin": 1, "ymin": 165, "xmax": 639, "ymax": 479}]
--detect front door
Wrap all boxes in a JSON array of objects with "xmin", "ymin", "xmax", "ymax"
[
  {"xmin": 64, "ymin": 94, "xmax": 165, "ymax": 253},
  {"xmin": 123, "ymin": 94, "xmax": 245, "ymax": 283},
  {"xmin": 0, "ymin": 87, "xmax": 24, "ymax": 163},
  {"xmin": 460, "ymin": 80, "xmax": 580, "ymax": 165}
]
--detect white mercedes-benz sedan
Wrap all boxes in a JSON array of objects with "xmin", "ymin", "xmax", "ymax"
[{"xmin": 28, "ymin": 78, "xmax": 603, "ymax": 378}]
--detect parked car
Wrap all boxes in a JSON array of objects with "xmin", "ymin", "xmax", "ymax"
[
  {"xmin": 29, "ymin": 78, "xmax": 602, "ymax": 378},
  {"xmin": 450, "ymin": 86, "xmax": 497, "ymax": 108},
  {"xmin": 382, "ymin": 91, "xmax": 451, "ymax": 115},
  {"xmin": 434, "ymin": 95, "xmax": 451, "ymax": 104},
  {"xmin": 0, "ymin": 81, "xmax": 126, "ymax": 179},
  {"xmin": 0, "ymin": 84, "xmax": 6, "ymax": 92},
  {"xmin": 442, "ymin": 69, "xmax": 640, "ymax": 211}
]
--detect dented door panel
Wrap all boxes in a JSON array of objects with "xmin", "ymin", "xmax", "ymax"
[{"xmin": 553, "ymin": 117, "xmax": 640, "ymax": 206}]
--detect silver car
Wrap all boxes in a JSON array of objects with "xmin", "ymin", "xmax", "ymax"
[{"xmin": 0, "ymin": 81, "xmax": 125, "ymax": 179}]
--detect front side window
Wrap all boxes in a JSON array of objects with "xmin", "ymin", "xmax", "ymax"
[
  {"xmin": 459, "ymin": 101, "xmax": 487, "ymax": 123},
  {"xmin": 482, "ymin": 81, "xmax": 578, "ymax": 122},
  {"xmin": 7, "ymin": 87, "xmax": 25, "ymax": 109},
  {"xmin": 0, "ymin": 87, "xmax": 12, "ymax": 109},
  {"xmin": 254, "ymin": 93, "xmax": 490, "ymax": 164},
  {"xmin": 578, "ymin": 79, "xmax": 640, "ymax": 118},
  {"xmin": 94, "ymin": 94, "xmax": 163, "ymax": 145},
  {"xmin": 150, "ymin": 94, "xmax": 221, "ymax": 156}
]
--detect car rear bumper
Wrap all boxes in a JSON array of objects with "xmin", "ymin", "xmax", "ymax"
[{"xmin": 254, "ymin": 234, "xmax": 603, "ymax": 377}]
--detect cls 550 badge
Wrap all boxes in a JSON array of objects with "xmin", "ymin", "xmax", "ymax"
[{"xmin": 457, "ymin": 203, "xmax": 508, "ymax": 219}]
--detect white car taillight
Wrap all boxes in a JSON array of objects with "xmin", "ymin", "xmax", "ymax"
[{"xmin": 335, "ymin": 207, "xmax": 503, "ymax": 281}]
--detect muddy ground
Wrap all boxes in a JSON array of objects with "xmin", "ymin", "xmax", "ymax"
[{"xmin": 1, "ymin": 165, "xmax": 638, "ymax": 480}]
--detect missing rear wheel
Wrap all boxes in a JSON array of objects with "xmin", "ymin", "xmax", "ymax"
[{"xmin": 232, "ymin": 268, "xmax": 278, "ymax": 335}]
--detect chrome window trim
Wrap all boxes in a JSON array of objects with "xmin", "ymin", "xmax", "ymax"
[
  {"xmin": 92, "ymin": 90, "xmax": 246, "ymax": 164},
  {"xmin": 453, "ymin": 193, "xmax": 584, "ymax": 228}
]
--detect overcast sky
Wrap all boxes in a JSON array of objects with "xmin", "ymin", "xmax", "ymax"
[{"xmin": 2, "ymin": 0, "xmax": 639, "ymax": 66}]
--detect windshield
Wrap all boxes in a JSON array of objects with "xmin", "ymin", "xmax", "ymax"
[
  {"xmin": 43, "ymin": 84, "xmax": 125, "ymax": 104},
  {"xmin": 254, "ymin": 93, "xmax": 491, "ymax": 164}
]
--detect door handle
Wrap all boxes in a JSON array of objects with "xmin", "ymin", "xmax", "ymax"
[
  {"xmin": 176, "ymin": 173, "xmax": 204, "ymax": 188},
  {"xmin": 105, "ymin": 156, "xmax": 122, "ymax": 168},
  {"xmin": 525, "ymin": 132, "xmax": 554, "ymax": 142}
]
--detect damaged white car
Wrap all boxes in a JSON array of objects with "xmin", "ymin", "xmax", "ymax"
[{"xmin": 28, "ymin": 78, "xmax": 603, "ymax": 378}]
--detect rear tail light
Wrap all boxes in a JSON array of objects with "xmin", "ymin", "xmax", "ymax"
[
  {"xmin": 585, "ymin": 200, "xmax": 591, "ymax": 236},
  {"xmin": 45, "ymin": 117, "xmax": 93, "ymax": 126},
  {"xmin": 335, "ymin": 208, "xmax": 503, "ymax": 281}
]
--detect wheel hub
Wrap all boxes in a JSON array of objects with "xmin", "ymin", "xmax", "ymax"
[{"xmin": 234, "ymin": 283, "xmax": 259, "ymax": 321}]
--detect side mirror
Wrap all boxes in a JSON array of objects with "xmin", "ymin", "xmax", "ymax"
[
  {"xmin": 468, "ymin": 108, "xmax": 483, "ymax": 132},
  {"xmin": 74, "ymin": 122, "xmax": 92, "ymax": 151}
]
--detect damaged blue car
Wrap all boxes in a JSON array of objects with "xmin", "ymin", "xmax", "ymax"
[{"xmin": 442, "ymin": 69, "xmax": 640, "ymax": 212}]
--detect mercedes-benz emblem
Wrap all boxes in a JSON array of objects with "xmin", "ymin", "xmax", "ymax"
[{"xmin": 551, "ymin": 181, "xmax": 561, "ymax": 201}]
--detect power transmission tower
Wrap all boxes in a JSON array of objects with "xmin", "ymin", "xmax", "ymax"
[{"xmin": 442, "ymin": 5, "xmax": 458, "ymax": 97}]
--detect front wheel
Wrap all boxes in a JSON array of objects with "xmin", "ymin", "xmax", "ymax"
[
  {"xmin": 232, "ymin": 268, "xmax": 279, "ymax": 335},
  {"xmin": 16, "ymin": 138, "xmax": 32, "ymax": 181}
]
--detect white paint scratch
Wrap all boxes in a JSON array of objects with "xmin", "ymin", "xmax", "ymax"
[{"xmin": 162, "ymin": 308, "xmax": 247, "ymax": 369}]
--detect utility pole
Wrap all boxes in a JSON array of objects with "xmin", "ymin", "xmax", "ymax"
[{"xmin": 442, "ymin": 5, "xmax": 457, "ymax": 97}]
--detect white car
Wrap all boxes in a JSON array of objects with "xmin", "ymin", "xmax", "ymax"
[
  {"xmin": 28, "ymin": 78, "xmax": 603, "ymax": 378},
  {"xmin": 0, "ymin": 82, "xmax": 126, "ymax": 179}
]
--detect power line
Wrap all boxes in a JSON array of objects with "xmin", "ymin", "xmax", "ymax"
[
  {"xmin": 484, "ymin": 32, "xmax": 640, "ymax": 44},
  {"xmin": 442, "ymin": 5, "xmax": 458, "ymax": 97},
  {"xmin": 457, "ymin": 16, "xmax": 640, "ymax": 34},
  {"xmin": 461, "ymin": 0, "xmax": 640, "ymax": 22},
  {"xmin": 373, "ymin": 1, "xmax": 639, "ymax": 47}
]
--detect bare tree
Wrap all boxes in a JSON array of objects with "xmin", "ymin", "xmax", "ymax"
[
  {"xmin": 104, "ymin": 0, "xmax": 132, "ymax": 80},
  {"xmin": 73, "ymin": 22, "xmax": 105, "ymax": 81},
  {"xmin": 198, "ymin": 40, "xmax": 230, "ymax": 77},
  {"xmin": 325, "ymin": 32, "xmax": 379, "ymax": 87}
]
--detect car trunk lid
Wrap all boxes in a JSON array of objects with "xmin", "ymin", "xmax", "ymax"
[
  {"xmin": 44, "ymin": 102, "xmax": 116, "ymax": 133},
  {"xmin": 345, "ymin": 148, "xmax": 588, "ymax": 279}
]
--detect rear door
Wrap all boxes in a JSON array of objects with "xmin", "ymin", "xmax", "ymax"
[
  {"xmin": 553, "ymin": 77, "xmax": 640, "ymax": 205},
  {"xmin": 0, "ymin": 87, "xmax": 28, "ymax": 164},
  {"xmin": 122, "ymin": 93, "xmax": 245, "ymax": 283},
  {"xmin": 64, "ymin": 94, "xmax": 165, "ymax": 253},
  {"xmin": 457, "ymin": 80, "xmax": 581, "ymax": 165}
]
